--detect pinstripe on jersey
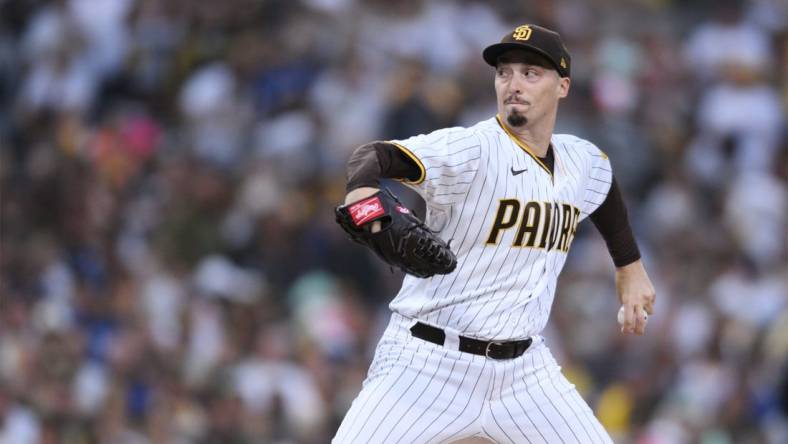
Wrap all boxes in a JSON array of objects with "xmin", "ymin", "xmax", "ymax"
[{"xmin": 388, "ymin": 116, "xmax": 612, "ymax": 341}]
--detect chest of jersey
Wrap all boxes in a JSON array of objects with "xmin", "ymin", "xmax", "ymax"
[
  {"xmin": 392, "ymin": 121, "xmax": 611, "ymax": 337},
  {"xmin": 473, "ymin": 135, "xmax": 582, "ymax": 255}
]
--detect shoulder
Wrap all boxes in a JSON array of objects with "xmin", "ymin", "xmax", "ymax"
[
  {"xmin": 441, "ymin": 117, "xmax": 503, "ymax": 149},
  {"xmin": 394, "ymin": 117, "xmax": 500, "ymax": 153},
  {"xmin": 444, "ymin": 118, "xmax": 498, "ymax": 140},
  {"xmin": 468, "ymin": 116, "xmax": 504, "ymax": 138},
  {"xmin": 552, "ymin": 133, "xmax": 608, "ymax": 160},
  {"xmin": 421, "ymin": 119, "xmax": 497, "ymax": 148}
]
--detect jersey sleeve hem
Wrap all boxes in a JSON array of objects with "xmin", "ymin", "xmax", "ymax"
[{"xmin": 388, "ymin": 141, "xmax": 426, "ymax": 185}]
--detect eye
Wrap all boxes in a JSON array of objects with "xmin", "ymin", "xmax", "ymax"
[{"xmin": 496, "ymin": 67, "xmax": 511, "ymax": 77}]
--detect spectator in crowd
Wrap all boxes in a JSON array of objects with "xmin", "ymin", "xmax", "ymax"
[{"xmin": 1, "ymin": 0, "xmax": 785, "ymax": 443}]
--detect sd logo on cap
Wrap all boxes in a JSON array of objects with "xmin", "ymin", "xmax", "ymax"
[{"xmin": 483, "ymin": 24, "xmax": 571, "ymax": 78}]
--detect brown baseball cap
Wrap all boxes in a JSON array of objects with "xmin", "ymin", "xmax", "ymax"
[{"xmin": 483, "ymin": 24, "xmax": 571, "ymax": 78}]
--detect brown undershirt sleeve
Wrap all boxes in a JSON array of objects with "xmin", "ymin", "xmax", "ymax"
[
  {"xmin": 589, "ymin": 177, "xmax": 641, "ymax": 267},
  {"xmin": 346, "ymin": 141, "xmax": 421, "ymax": 192}
]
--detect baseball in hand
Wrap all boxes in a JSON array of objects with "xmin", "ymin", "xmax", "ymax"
[{"xmin": 617, "ymin": 305, "xmax": 648, "ymax": 325}]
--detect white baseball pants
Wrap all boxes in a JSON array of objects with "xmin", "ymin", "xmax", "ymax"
[{"xmin": 333, "ymin": 313, "xmax": 613, "ymax": 443}]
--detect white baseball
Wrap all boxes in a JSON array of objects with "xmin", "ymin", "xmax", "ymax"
[{"xmin": 617, "ymin": 306, "xmax": 648, "ymax": 325}]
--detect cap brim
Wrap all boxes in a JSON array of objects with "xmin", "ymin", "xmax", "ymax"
[{"xmin": 482, "ymin": 42, "xmax": 561, "ymax": 74}]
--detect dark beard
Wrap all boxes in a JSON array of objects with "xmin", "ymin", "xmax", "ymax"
[{"xmin": 506, "ymin": 112, "xmax": 527, "ymax": 127}]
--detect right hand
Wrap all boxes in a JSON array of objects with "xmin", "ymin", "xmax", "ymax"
[
  {"xmin": 345, "ymin": 187, "xmax": 382, "ymax": 232},
  {"xmin": 615, "ymin": 259, "xmax": 656, "ymax": 335}
]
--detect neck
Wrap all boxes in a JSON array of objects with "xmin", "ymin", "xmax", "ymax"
[{"xmin": 499, "ymin": 114, "xmax": 555, "ymax": 157}]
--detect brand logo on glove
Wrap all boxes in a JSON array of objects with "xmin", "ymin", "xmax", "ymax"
[
  {"xmin": 395, "ymin": 205, "xmax": 410, "ymax": 214},
  {"xmin": 349, "ymin": 196, "xmax": 385, "ymax": 226}
]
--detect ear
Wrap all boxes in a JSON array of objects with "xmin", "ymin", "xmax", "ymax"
[{"xmin": 557, "ymin": 77, "xmax": 570, "ymax": 98}]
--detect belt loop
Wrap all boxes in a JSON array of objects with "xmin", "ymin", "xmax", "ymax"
[
  {"xmin": 406, "ymin": 317, "xmax": 420, "ymax": 338},
  {"xmin": 443, "ymin": 327, "xmax": 460, "ymax": 351}
]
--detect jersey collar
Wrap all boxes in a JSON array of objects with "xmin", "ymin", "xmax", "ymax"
[{"xmin": 495, "ymin": 115, "xmax": 553, "ymax": 176}]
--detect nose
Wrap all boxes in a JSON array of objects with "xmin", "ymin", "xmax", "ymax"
[{"xmin": 509, "ymin": 72, "xmax": 526, "ymax": 94}]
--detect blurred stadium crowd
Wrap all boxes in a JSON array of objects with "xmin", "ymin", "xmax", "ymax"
[{"xmin": 1, "ymin": 0, "xmax": 786, "ymax": 443}]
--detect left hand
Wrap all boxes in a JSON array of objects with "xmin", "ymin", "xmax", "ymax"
[
  {"xmin": 335, "ymin": 188, "xmax": 457, "ymax": 278},
  {"xmin": 615, "ymin": 259, "xmax": 656, "ymax": 335}
]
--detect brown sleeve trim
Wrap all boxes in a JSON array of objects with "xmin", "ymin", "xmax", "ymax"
[
  {"xmin": 589, "ymin": 177, "xmax": 641, "ymax": 267},
  {"xmin": 345, "ymin": 141, "xmax": 423, "ymax": 192},
  {"xmin": 387, "ymin": 141, "xmax": 426, "ymax": 185}
]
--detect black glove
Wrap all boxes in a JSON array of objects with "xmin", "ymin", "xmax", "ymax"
[{"xmin": 335, "ymin": 189, "xmax": 457, "ymax": 278}]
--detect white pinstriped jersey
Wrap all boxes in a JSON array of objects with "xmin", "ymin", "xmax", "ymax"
[{"xmin": 389, "ymin": 116, "xmax": 613, "ymax": 340}]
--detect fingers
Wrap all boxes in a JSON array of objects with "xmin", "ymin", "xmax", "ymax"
[
  {"xmin": 622, "ymin": 303, "xmax": 636, "ymax": 334},
  {"xmin": 644, "ymin": 291, "xmax": 656, "ymax": 315},
  {"xmin": 344, "ymin": 187, "xmax": 380, "ymax": 205},
  {"xmin": 621, "ymin": 304, "xmax": 649, "ymax": 335},
  {"xmin": 622, "ymin": 286, "xmax": 656, "ymax": 334},
  {"xmin": 633, "ymin": 305, "xmax": 647, "ymax": 335}
]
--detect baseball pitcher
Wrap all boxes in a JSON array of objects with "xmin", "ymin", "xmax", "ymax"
[{"xmin": 333, "ymin": 24, "xmax": 656, "ymax": 443}]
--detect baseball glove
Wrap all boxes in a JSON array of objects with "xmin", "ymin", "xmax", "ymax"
[{"xmin": 335, "ymin": 189, "xmax": 457, "ymax": 278}]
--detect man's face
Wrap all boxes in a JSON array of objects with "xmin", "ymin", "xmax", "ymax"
[{"xmin": 494, "ymin": 49, "xmax": 570, "ymax": 129}]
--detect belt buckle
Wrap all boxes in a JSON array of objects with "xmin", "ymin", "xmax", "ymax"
[{"xmin": 485, "ymin": 341, "xmax": 505, "ymax": 358}]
